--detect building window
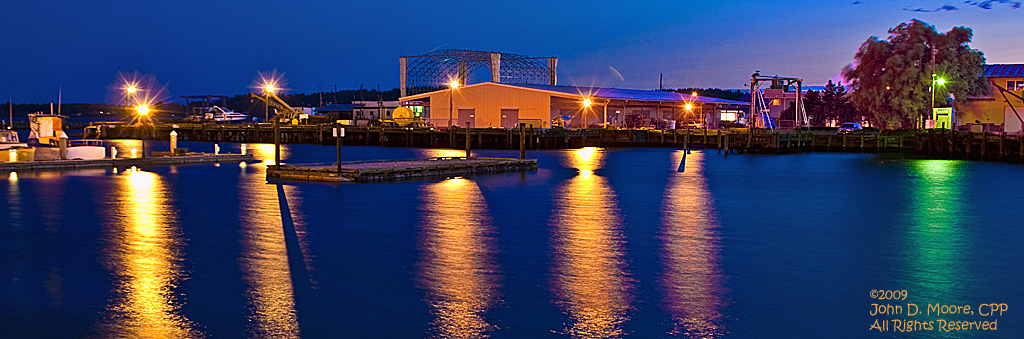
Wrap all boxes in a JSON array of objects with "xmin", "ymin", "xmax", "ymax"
[
  {"xmin": 772, "ymin": 99, "xmax": 781, "ymax": 106},
  {"xmin": 720, "ymin": 111, "xmax": 738, "ymax": 122},
  {"xmin": 1008, "ymin": 80, "xmax": 1024, "ymax": 91}
]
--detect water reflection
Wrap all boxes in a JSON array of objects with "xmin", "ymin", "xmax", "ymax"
[
  {"xmin": 904, "ymin": 161, "xmax": 967, "ymax": 302},
  {"xmin": 660, "ymin": 150, "xmax": 727, "ymax": 337},
  {"xmin": 418, "ymin": 148, "xmax": 469, "ymax": 158},
  {"xmin": 237, "ymin": 168, "xmax": 302, "ymax": 337},
  {"xmin": 551, "ymin": 147, "xmax": 632, "ymax": 337},
  {"xmin": 97, "ymin": 167, "xmax": 200, "ymax": 337},
  {"xmin": 247, "ymin": 143, "xmax": 286, "ymax": 166},
  {"xmin": 417, "ymin": 178, "xmax": 500, "ymax": 338}
]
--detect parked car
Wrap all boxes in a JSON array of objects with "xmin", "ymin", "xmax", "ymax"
[
  {"xmin": 838, "ymin": 122, "xmax": 862, "ymax": 134},
  {"xmin": 685, "ymin": 122, "xmax": 704, "ymax": 129}
]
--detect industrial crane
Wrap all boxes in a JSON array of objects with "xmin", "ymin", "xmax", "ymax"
[{"xmin": 250, "ymin": 91, "xmax": 303, "ymax": 122}]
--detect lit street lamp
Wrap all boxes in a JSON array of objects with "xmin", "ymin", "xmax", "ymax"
[
  {"xmin": 449, "ymin": 80, "xmax": 459, "ymax": 128},
  {"xmin": 931, "ymin": 75, "xmax": 946, "ymax": 128},
  {"xmin": 136, "ymin": 104, "xmax": 149, "ymax": 158},
  {"xmin": 264, "ymin": 83, "xmax": 276, "ymax": 121},
  {"xmin": 126, "ymin": 84, "xmax": 138, "ymax": 117},
  {"xmin": 582, "ymin": 97, "xmax": 592, "ymax": 128}
]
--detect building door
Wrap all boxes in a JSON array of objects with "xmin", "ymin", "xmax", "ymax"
[
  {"xmin": 501, "ymin": 109, "xmax": 519, "ymax": 128},
  {"xmin": 458, "ymin": 109, "xmax": 476, "ymax": 128},
  {"xmin": 1005, "ymin": 107, "xmax": 1023, "ymax": 133}
]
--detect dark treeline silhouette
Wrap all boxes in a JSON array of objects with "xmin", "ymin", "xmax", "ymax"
[
  {"xmin": 663, "ymin": 88, "xmax": 746, "ymax": 101},
  {"xmin": 2, "ymin": 102, "xmax": 186, "ymax": 118}
]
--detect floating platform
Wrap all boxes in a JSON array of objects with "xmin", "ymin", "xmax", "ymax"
[
  {"xmin": 267, "ymin": 157, "xmax": 538, "ymax": 183},
  {"xmin": 0, "ymin": 153, "xmax": 255, "ymax": 172}
]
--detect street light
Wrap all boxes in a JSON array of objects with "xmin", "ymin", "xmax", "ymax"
[
  {"xmin": 136, "ymin": 104, "xmax": 149, "ymax": 158},
  {"xmin": 581, "ymin": 97, "xmax": 592, "ymax": 128},
  {"xmin": 263, "ymin": 83, "xmax": 276, "ymax": 121},
  {"xmin": 126, "ymin": 84, "xmax": 138, "ymax": 117},
  {"xmin": 931, "ymin": 74, "xmax": 946, "ymax": 128},
  {"xmin": 449, "ymin": 80, "xmax": 459, "ymax": 128}
]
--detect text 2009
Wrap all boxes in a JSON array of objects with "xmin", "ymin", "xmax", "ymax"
[{"xmin": 871, "ymin": 290, "xmax": 908, "ymax": 300}]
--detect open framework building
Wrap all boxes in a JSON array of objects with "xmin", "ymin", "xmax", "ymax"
[
  {"xmin": 399, "ymin": 82, "xmax": 748, "ymax": 129},
  {"xmin": 399, "ymin": 49, "xmax": 557, "ymax": 97}
]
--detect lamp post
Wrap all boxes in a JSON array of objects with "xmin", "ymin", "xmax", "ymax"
[
  {"xmin": 582, "ymin": 97, "xmax": 592, "ymax": 128},
  {"xmin": 126, "ymin": 85, "xmax": 137, "ymax": 117},
  {"xmin": 264, "ymin": 83, "xmax": 276, "ymax": 122},
  {"xmin": 449, "ymin": 80, "xmax": 459, "ymax": 128},
  {"xmin": 136, "ymin": 104, "xmax": 149, "ymax": 158},
  {"xmin": 931, "ymin": 75, "xmax": 946, "ymax": 128},
  {"xmin": 264, "ymin": 83, "xmax": 280, "ymax": 169}
]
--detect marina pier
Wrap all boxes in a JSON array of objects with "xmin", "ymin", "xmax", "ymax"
[{"xmin": 86, "ymin": 121, "xmax": 1024, "ymax": 163}]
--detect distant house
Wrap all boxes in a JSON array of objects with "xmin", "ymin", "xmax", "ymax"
[{"xmin": 958, "ymin": 64, "xmax": 1024, "ymax": 132}]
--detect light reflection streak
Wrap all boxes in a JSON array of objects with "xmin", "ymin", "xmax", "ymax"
[
  {"xmin": 418, "ymin": 148, "xmax": 471, "ymax": 159},
  {"xmin": 417, "ymin": 178, "xmax": 500, "ymax": 337},
  {"xmin": 905, "ymin": 161, "xmax": 966, "ymax": 302},
  {"xmin": 237, "ymin": 165, "xmax": 301, "ymax": 337},
  {"xmin": 660, "ymin": 150, "xmax": 727, "ymax": 337},
  {"xmin": 551, "ymin": 147, "xmax": 632, "ymax": 338},
  {"xmin": 247, "ymin": 143, "xmax": 287, "ymax": 167},
  {"xmin": 98, "ymin": 167, "xmax": 200, "ymax": 337}
]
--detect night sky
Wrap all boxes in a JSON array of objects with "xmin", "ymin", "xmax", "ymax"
[{"xmin": 1, "ymin": 0, "xmax": 1021, "ymax": 103}]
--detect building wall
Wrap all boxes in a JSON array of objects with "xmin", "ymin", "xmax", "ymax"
[
  {"xmin": 427, "ymin": 85, "xmax": 552, "ymax": 128},
  {"xmin": 958, "ymin": 77, "xmax": 1024, "ymax": 132}
]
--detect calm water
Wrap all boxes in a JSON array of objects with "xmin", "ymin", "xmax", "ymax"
[{"xmin": 2, "ymin": 141, "xmax": 1022, "ymax": 338}]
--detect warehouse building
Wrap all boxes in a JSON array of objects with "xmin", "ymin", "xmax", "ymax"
[
  {"xmin": 398, "ymin": 82, "xmax": 748, "ymax": 129},
  {"xmin": 958, "ymin": 64, "xmax": 1024, "ymax": 132}
]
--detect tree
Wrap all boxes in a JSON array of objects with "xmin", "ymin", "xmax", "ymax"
[{"xmin": 843, "ymin": 20, "xmax": 988, "ymax": 129}]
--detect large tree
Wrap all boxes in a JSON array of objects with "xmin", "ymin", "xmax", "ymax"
[{"xmin": 843, "ymin": 20, "xmax": 988, "ymax": 129}]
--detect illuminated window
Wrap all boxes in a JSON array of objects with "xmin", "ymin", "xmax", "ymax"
[
  {"xmin": 1008, "ymin": 81, "xmax": 1024, "ymax": 91},
  {"xmin": 772, "ymin": 99, "xmax": 781, "ymax": 106},
  {"xmin": 720, "ymin": 111, "xmax": 738, "ymax": 121}
]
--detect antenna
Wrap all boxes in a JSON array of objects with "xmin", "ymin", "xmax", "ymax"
[
  {"xmin": 659, "ymin": 73, "xmax": 663, "ymax": 90},
  {"xmin": 58, "ymin": 84, "xmax": 62, "ymax": 116}
]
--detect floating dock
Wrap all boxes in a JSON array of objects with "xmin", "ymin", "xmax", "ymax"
[
  {"xmin": 0, "ymin": 153, "xmax": 255, "ymax": 172},
  {"xmin": 267, "ymin": 157, "xmax": 538, "ymax": 183}
]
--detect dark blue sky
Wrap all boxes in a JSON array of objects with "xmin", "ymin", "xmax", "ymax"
[{"xmin": 2, "ymin": 0, "xmax": 1021, "ymax": 103}]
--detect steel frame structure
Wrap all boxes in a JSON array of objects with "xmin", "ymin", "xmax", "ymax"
[{"xmin": 400, "ymin": 49, "xmax": 556, "ymax": 96}]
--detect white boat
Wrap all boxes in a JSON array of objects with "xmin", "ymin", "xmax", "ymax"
[
  {"xmin": 27, "ymin": 113, "xmax": 106, "ymax": 160},
  {"xmin": 203, "ymin": 106, "xmax": 249, "ymax": 122},
  {"xmin": 0, "ymin": 130, "xmax": 27, "ymax": 149}
]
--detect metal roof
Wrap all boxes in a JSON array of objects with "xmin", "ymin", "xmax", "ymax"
[
  {"xmin": 511, "ymin": 83, "xmax": 747, "ymax": 104},
  {"xmin": 984, "ymin": 64, "xmax": 1024, "ymax": 78},
  {"xmin": 398, "ymin": 82, "xmax": 749, "ymax": 105}
]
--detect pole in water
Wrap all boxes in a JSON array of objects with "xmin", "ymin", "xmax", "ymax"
[
  {"xmin": 677, "ymin": 149, "xmax": 689, "ymax": 172},
  {"xmin": 465, "ymin": 122, "xmax": 471, "ymax": 158}
]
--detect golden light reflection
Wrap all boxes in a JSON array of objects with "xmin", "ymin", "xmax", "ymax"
[
  {"xmin": 418, "ymin": 178, "xmax": 500, "ymax": 337},
  {"xmin": 247, "ymin": 143, "xmax": 286, "ymax": 166},
  {"xmin": 418, "ymin": 148, "xmax": 471, "ymax": 158},
  {"xmin": 552, "ymin": 148, "xmax": 632, "ymax": 337},
  {"xmin": 564, "ymin": 147, "xmax": 603, "ymax": 172},
  {"xmin": 237, "ymin": 166, "xmax": 302, "ymax": 337},
  {"xmin": 98, "ymin": 167, "xmax": 200, "ymax": 337},
  {"xmin": 660, "ymin": 150, "xmax": 727, "ymax": 337}
]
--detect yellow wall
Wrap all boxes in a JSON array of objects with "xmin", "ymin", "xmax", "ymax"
[
  {"xmin": 427, "ymin": 84, "xmax": 553, "ymax": 128},
  {"xmin": 958, "ymin": 77, "xmax": 1024, "ymax": 127}
]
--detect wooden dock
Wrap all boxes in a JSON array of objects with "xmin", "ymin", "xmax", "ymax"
[
  {"xmin": 266, "ymin": 157, "xmax": 538, "ymax": 183},
  {"xmin": 0, "ymin": 154, "xmax": 255, "ymax": 172}
]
